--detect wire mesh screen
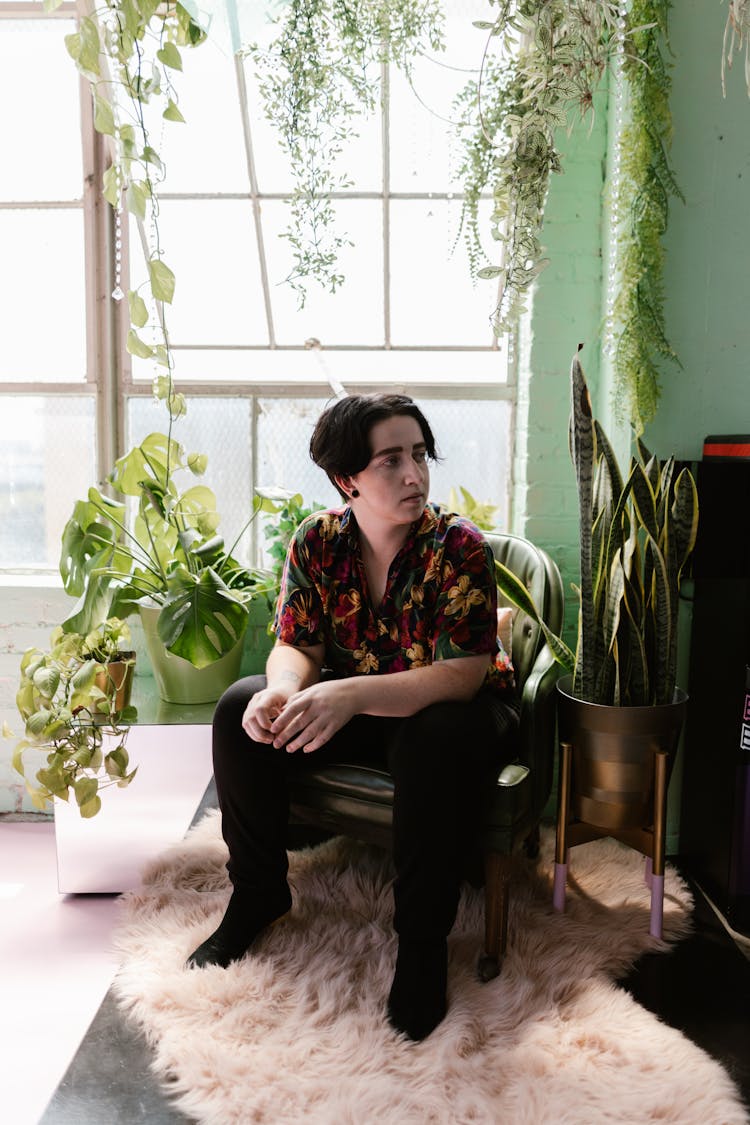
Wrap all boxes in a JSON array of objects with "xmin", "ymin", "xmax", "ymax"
[
  {"xmin": 127, "ymin": 396, "xmax": 255, "ymax": 562},
  {"xmin": 257, "ymin": 395, "xmax": 512, "ymax": 532},
  {"xmin": 127, "ymin": 393, "xmax": 511, "ymax": 568}
]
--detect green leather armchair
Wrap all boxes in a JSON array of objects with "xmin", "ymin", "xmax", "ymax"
[{"xmin": 287, "ymin": 532, "xmax": 564, "ymax": 979}]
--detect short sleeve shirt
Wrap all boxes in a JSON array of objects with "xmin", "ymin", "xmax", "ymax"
[{"xmin": 273, "ymin": 505, "xmax": 515, "ymax": 696}]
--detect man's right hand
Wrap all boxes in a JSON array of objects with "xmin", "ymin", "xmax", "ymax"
[{"xmin": 241, "ymin": 687, "xmax": 291, "ymax": 743}]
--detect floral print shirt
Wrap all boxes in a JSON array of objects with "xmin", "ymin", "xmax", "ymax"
[{"xmin": 274, "ymin": 505, "xmax": 515, "ymax": 696}]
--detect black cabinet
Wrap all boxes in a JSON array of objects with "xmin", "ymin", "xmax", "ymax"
[{"xmin": 680, "ymin": 460, "xmax": 750, "ymax": 936}]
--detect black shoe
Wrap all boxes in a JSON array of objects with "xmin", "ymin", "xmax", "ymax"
[
  {"xmin": 387, "ymin": 937, "xmax": 448, "ymax": 1041},
  {"xmin": 186, "ymin": 888, "xmax": 291, "ymax": 969}
]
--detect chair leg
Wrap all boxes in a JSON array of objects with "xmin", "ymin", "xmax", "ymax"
[
  {"xmin": 478, "ymin": 851, "xmax": 512, "ymax": 982},
  {"xmin": 553, "ymin": 740, "xmax": 573, "ymax": 913}
]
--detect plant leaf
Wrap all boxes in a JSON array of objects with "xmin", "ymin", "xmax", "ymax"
[
  {"xmin": 148, "ymin": 258, "xmax": 176, "ymax": 304},
  {"xmin": 127, "ymin": 329, "xmax": 155, "ymax": 359},
  {"xmin": 128, "ymin": 290, "xmax": 149, "ymax": 329},
  {"xmin": 157, "ymin": 42, "xmax": 183, "ymax": 71},
  {"xmin": 163, "ymin": 98, "xmax": 185, "ymax": 123},
  {"xmin": 158, "ymin": 567, "xmax": 249, "ymax": 668}
]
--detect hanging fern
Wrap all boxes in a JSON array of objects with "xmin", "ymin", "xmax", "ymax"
[{"xmin": 612, "ymin": 0, "xmax": 683, "ymax": 433}]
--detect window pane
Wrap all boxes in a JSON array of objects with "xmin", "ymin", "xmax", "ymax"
[
  {"xmin": 389, "ymin": 0, "xmax": 494, "ymax": 193},
  {"xmin": 256, "ymin": 395, "xmax": 510, "ymax": 539},
  {"xmin": 422, "ymin": 397, "xmax": 511, "ymax": 529},
  {"xmin": 257, "ymin": 397, "xmax": 339, "ymax": 506},
  {"xmin": 128, "ymin": 199, "xmax": 268, "ymax": 349},
  {"xmin": 390, "ymin": 199, "xmax": 497, "ymax": 346},
  {"xmin": 0, "ymin": 396, "xmax": 95, "ymax": 569},
  {"xmin": 263, "ymin": 200, "xmax": 384, "ymax": 346},
  {"xmin": 0, "ymin": 209, "xmax": 86, "ymax": 383},
  {"xmin": 0, "ymin": 19, "xmax": 82, "ymax": 200},
  {"xmin": 154, "ymin": 38, "xmax": 249, "ymax": 194}
]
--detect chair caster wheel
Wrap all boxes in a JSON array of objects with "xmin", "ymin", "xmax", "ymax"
[{"xmin": 477, "ymin": 954, "xmax": 501, "ymax": 982}]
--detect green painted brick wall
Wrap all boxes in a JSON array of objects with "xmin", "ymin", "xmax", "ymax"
[{"xmin": 512, "ymin": 93, "xmax": 612, "ymax": 645}]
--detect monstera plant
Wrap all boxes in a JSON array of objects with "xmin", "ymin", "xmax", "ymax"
[
  {"xmin": 495, "ymin": 348, "xmax": 698, "ymax": 708},
  {"xmin": 59, "ymin": 432, "xmax": 285, "ymax": 670}
]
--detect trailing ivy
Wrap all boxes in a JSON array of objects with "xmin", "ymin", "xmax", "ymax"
[
  {"xmin": 246, "ymin": 0, "xmax": 444, "ymax": 304},
  {"xmin": 612, "ymin": 0, "xmax": 682, "ymax": 433}
]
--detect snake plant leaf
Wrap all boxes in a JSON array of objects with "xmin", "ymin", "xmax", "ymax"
[
  {"xmin": 494, "ymin": 560, "xmax": 575, "ymax": 673},
  {"xmin": 669, "ymin": 469, "xmax": 699, "ymax": 577},
  {"xmin": 630, "ymin": 461, "xmax": 660, "ymax": 544},
  {"xmin": 569, "ymin": 348, "xmax": 597, "ymax": 699},
  {"xmin": 157, "ymin": 567, "xmax": 250, "ymax": 668}
]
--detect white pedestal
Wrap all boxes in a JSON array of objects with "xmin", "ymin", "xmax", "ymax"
[{"xmin": 53, "ymin": 724, "xmax": 212, "ymax": 894}]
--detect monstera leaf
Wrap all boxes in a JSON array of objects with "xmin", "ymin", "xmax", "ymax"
[{"xmin": 157, "ymin": 566, "xmax": 250, "ymax": 668}]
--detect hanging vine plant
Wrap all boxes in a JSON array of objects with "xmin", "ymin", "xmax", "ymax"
[
  {"xmin": 46, "ymin": 0, "xmax": 208, "ymax": 420},
  {"xmin": 454, "ymin": 2, "xmax": 627, "ymax": 333},
  {"xmin": 245, "ymin": 0, "xmax": 444, "ymax": 304}
]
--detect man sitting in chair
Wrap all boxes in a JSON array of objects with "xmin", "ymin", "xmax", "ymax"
[{"xmin": 187, "ymin": 392, "xmax": 519, "ymax": 1041}]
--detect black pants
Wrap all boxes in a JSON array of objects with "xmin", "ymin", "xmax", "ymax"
[{"xmin": 212, "ymin": 675, "xmax": 520, "ymax": 941}]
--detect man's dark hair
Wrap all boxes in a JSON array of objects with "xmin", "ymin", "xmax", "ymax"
[{"xmin": 309, "ymin": 393, "xmax": 438, "ymax": 500}]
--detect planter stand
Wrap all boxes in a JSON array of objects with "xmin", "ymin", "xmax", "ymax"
[
  {"xmin": 553, "ymin": 678, "xmax": 687, "ymax": 941},
  {"xmin": 553, "ymin": 740, "xmax": 670, "ymax": 938}
]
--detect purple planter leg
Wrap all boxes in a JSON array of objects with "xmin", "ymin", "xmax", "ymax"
[
  {"xmin": 649, "ymin": 874, "xmax": 665, "ymax": 938},
  {"xmin": 553, "ymin": 862, "xmax": 568, "ymax": 912},
  {"xmin": 644, "ymin": 855, "xmax": 653, "ymax": 889}
]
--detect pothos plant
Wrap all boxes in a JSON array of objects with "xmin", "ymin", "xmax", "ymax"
[
  {"xmin": 49, "ymin": 0, "xmax": 209, "ymax": 421},
  {"xmin": 10, "ymin": 621, "xmax": 138, "ymax": 819}
]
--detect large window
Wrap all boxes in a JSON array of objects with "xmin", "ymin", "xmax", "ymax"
[{"xmin": 0, "ymin": 0, "xmax": 515, "ymax": 572}]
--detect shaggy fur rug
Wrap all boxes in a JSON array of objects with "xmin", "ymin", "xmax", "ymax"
[{"xmin": 113, "ymin": 811, "xmax": 747, "ymax": 1125}]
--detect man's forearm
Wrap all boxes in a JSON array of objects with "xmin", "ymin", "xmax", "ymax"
[
  {"xmin": 265, "ymin": 642, "xmax": 323, "ymax": 696},
  {"xmin": 344, "ymin": 655, "xmax": 489, "ymax": 719}
]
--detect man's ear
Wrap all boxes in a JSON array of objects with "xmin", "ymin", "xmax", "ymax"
[{"xmin": 334, "ymin": 474, "xmax": 355, "ymax": 500}]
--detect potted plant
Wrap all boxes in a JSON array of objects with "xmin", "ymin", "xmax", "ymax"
[
  {"xmin": 59, "ymin": 431, "xmax": 287, "ymax": 703},
  {"xmin": 9, "ymin": 619, "xmax": 137, "ymax": 819},
  {"xmin": 494, "ymin": 347, "xmax": 699, "ymax": 936}
]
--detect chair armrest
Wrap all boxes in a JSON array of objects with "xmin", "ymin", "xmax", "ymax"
[{"xmin": 517, "ymin": 644, "xmax": 563, "ymax": 813}]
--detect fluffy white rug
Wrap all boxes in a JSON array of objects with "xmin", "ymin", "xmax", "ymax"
[{"xmin": 113, "ymin": 811, "xmax": 748, "ymax": 1125}]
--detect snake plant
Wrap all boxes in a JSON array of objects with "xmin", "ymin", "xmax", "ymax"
[{"xmin": 495, "ymin": 348, "xmax": 698, "ymax": 706}]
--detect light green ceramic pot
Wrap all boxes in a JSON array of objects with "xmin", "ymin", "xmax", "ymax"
[{"xmin": 138, "ymin": 604, "xmax": 246, "ymax": 705}]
